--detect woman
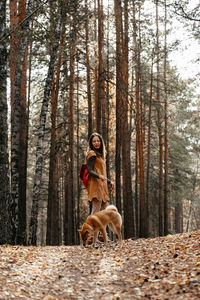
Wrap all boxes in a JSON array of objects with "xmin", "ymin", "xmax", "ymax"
[{"xmin": 86, "ymin": 133, "xmax": 114, "ymax": 214}]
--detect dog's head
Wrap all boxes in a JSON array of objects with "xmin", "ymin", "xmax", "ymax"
[{"xmin": 78, "ymin": 223, "xmax": 93, "ymax": 246}]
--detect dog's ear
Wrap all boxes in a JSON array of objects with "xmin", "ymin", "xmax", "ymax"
[{"xmin": 86, "ymin": 224, "xmax": 93, "ymax": 231}]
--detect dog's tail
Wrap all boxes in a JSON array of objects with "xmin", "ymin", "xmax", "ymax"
[{"xmin": 106, "ymin": 205, "xmax": 118, "ymax": 212}]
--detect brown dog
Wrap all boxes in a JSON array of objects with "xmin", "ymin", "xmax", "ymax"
[{"xmin": 78, "ymin": 205, "xmax": 122, "ymax": 246}]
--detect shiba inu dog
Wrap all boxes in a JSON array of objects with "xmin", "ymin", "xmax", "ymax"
[{"xmin": 78, "ymin": 205, "xmax": 122, "ymax": 246}]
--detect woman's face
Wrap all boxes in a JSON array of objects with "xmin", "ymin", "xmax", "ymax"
[{"xmin": 92, "ymin": 136, "xmax": 101, "ymax": 150}]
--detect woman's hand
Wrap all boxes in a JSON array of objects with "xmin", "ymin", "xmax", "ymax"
[
  {"xmin": 109, "ymin": 181, "xmax": 115, "ymax": 197},
  {"xmin": 99, "ymin": 174, "xmax": 107, "ymax": 182},
  {"xmin": 110, "ymin": 181, "xmax": 115, "ymax": 190}
]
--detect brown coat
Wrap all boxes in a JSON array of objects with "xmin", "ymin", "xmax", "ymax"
[{"xmin": 86, "ymin": 150, "xmax": 109, "ymax": 202}]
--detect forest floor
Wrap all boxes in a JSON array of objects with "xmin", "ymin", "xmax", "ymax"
[{"xmin": 0, "ymin": 231, "xmax": 200, "ymax": 300}]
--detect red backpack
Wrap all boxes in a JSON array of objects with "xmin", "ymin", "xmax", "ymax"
[{"xmin": 79, "ymin": 164, "xmax": 89, "ymax": 188}]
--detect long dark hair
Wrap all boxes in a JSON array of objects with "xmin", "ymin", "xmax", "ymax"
[{"xmin": 88, "ymin": 133, "xmax": 106, "ymax": 159}]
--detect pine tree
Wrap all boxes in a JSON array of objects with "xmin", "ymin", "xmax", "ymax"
[
  {"xmin": 29, "ymin": 1, "xmax": 62, "ymax": 245},
  {"xmin": 10, "ymin": 0, "xmax": 34, "ymax": 244},
  {"xmin": 0, "ymin": 0, "xmax": 11, "ymax": 244}
]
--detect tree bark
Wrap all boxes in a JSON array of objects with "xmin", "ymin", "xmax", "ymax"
[
  {"xmin": 85, "ymin": 0, "xmax": 93, "ymax": 139},
  {"xmin": 94, "ymin": 0, "xmax": 98, "ymax": 131},
  {"xmin": 64, "ymin": 2, "xmax": 78, "ymax": 245},
  {"xmin": 114, "ymin": 0, "xmax": 123, "ymax": 214},
  {"xmin": 164, "ymin": 0, "xmax": 169, "ymax": 236},
  {"xmin": 156, "ymin": 0, "xmax": 164, "ymax": 236},
  {"xmin": 76, "ymin": 59, "xmax": 81, "ymax": 244},
  {"xmin": 46, "ymin": 23, "xmax": 64, "ymax": 245},
  {"xmin": 9, "ymin": 0, "xmax": 18, "ymax": 121},
  {"xmin": 146, "ymin": 55, "xmax": 154, "ymax": 236},
  {"xmin": 97, "ymin": 0, "xmax": 106, "ymax": 138},
  {"xmin": 135, "ymin": 142, "xmax": 139, "ymax": 237},
  {"xmin": 46, "ymin": 77, "xmax": 59, "ymax": 246},
  {"xmin": 10, "ymin": 0, "xmax": 33, "ymax": 244},
  {"xmin": 122, "ymin": 0, "xmax": 134, "ymax": 239},
  {"xmin": 133, "ymin": 1, "xmax": 147, "ymax": 238},
  {"xmin": 9, "ymin": 0, "xmax": 20, "ymax": 244},
  {"xmin": 106, "ymin": 5, "xmax": 111, "ymax": 187},
  {"xmin": 29, "ymin": 4, "xmax": 61, "ymax": 245},
  {"xmin": 17, "ymin": 0, "xmax": 28, "ymax": 245},
  {"xmin": 67, "ymin": 31, "xmax": 76, "ymax": 245},
  {"xmin": 0, "ymin": 0, "xmax": 11, "ymax": 244}
]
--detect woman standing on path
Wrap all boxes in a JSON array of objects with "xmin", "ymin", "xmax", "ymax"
[{"xmin": 86, "ymin": 133, "xmax": 114, "ymax": 214}]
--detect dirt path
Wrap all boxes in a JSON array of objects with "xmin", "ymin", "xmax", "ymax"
[{"xmin": 0, "ymin": 231, "xmax": 200, "ymax": 299}]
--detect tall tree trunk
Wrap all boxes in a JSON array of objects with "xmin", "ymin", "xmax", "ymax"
[
  {"xmin": 65, "ymin": 3, "xmax": 78, "ymax": 244},
  {"xmin": 136, "ymin": 67, "xmax": 146, "ymax": 238},
  {"xmin": 26, "ymin": 20, "xmax": 33, "ymax": 241},
  {"xmin": 46, "ymin": 24, "xmax": 64, "ymax": 245},
  {"xmin": 17, "ymin": 0, "xmax": 28, "ymax": 245},
  {"xmin": 46, "ymin": 77, "xmax": 59, "ymax": 246},
  {"xmin": 85, "ymin": 0, "xmax": 92, "ymax": 138},
  {"xmin": 10, "ymin": 0, "xmax": 33, "ymax": 244},
  {"xmin": 135, "ymin": 142, "xmax": 139, "ymax": 237},
  {"xmin": 76, "ymin": 59, "xmax": 81, "ymax": 244},
  {"xmin": 62, "ymin": 40, "xmax": 69, "ymax": 245},
  {"xmin": 9, "ymin": 0, "xmax": 20, "ymax": 244},
  {"xmin": 85, "ymin": 0, "xmax": 93, "ymax": 139},
  {"xmin": 67, "ymin": 36, "xmax": 76, "ymax": 245},
  {"xmin": 146, "ymin": 56, "xmax": 154, "ymax": 236},
  {"xmin": 114, "ymin": 0, "xmax": 123, "ymax": 214},
  {"xmin": 9, "ymin": 0, "xmax": 18, "ymax": 121},
  {"xmin": 133, "ymin": 1, "xmax": 147, "ymax": 238},
  {"xmin": 163, "ymin": 0, "xmax": 169, "ymax": 236},
  {"xmin": 106, "ymin": 4, "xmax": 111, "ymax": 186},
  {"xmin": 122, "ymin": 0, "xmax": 134, "ymax": 239},
  {"xmin": 156, "ymin": 0, "xmax": 164, "ymax": 236},
  {"xmin": 97, "ymin": 0, "xmax": 106, "ymax": 138},
  {"xmin": 131, "ymin": 2, "xmax": 138, "ymax": 237},
  {"xmin": 0, "ymin": 0, "xmax": 11, "ymax": 244},
  {"xmin": 29, "ymin": 5, "xmax": 61, "ymax": 245},
  {"xmin": 94, "ymin": 0, "xmax": 98, "ymax": 131}
]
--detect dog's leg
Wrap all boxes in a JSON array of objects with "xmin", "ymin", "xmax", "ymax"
[
  {"xmin": 108, "ymin": 222, "xmax": 115, "ymax": 233},
  {"xmin": 115, "ymin": 214, "xmax": 122, "ymax": 242},
  {"xmin": 109, "ymin": 220, "xmax": 122, "ymax": 242},
  {"xmin": 93, "ymin": 230, "xmax": 99, "ymax": 247},
  {"xmin": 116, "ymin": 227, "xmax": 122, "ymax": 242},
  {"xmin": 100, "ymin": 227, "xmax": 108, "ymax": 244}
]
